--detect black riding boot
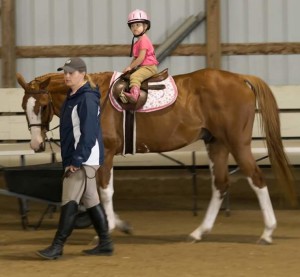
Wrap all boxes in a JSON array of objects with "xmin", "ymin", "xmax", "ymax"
[
  {"xmin": 36, "ymin": 200, "xmax": 78, "ymax": 260},
  {"xmin": 82, "ymin": 204, "xmax": 114, "ymax": 256}
]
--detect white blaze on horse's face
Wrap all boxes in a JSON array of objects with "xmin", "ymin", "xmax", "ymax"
[{"xmin": 26, "ymin": 96, "xmax": 44, "ymax": 151}]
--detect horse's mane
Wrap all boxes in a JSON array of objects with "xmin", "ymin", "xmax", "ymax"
[
  {"xmin": 32, "ymin": 71, "xmax": 113, "ymax": 97},
  {"xmin": 34, "ymin": 73, "xmax": 59, "ymax": 82},
  {"xmin": 34, "ymin": 72, "xmax": 113, "ymax": 83},
  {"xmin": 90, "ymin": 72, "xmax": 112, "ymax": 76}
]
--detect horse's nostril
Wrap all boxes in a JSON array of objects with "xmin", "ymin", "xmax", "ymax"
[{"xmin": 35, "ymin": 142, "xmax": 45, "ymax": 153}]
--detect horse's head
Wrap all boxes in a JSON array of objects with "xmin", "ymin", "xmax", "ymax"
[{"xmin": 16, "ymin": 73, "xmax": 54, "ymax": 152}]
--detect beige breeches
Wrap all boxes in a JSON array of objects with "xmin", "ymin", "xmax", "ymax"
[
  {"xmin": 130, "ymin": 65, "xmax": 158, "ymax": 88},
  {"xmin": 61, "ymin": 165, "xmax": 100, "ymax": 208}
]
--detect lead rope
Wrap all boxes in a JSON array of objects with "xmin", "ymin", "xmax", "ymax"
[
  {"xmin": 45, "ymin": 125, "xmax": 61, "ymax": 163},
  {"xmin": 44, "ymin": 97, "xmax": 60, "ymax": 162}
]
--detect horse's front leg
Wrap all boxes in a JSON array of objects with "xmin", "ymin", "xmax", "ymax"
[
  {"xmin": 189, "ymin": 142, "xmax": 228, "ymax": 242},
  {"xmin": 189, "ymin": 182, "xmax": 224, "ymax": 241},
  {"xmin": 99, "ymin": 168, "xmax": 116, "ymax": 231},
  {"xmin": 98, "ymin": 167, "xmax": 132, "ymax": 234}
]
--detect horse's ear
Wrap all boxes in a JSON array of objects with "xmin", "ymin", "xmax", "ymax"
[
  {"xmin": 16, "ymin": 73, "xmax": 28, "ymax": 90},
  {"xmin": 40, "ymin": 77, "xmax": 51, "ymax": 90}
]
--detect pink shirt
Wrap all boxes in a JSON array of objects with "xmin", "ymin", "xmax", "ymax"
[{"xmin": 133, "ymin": 34, "xmax": 159, "ymax": 66}]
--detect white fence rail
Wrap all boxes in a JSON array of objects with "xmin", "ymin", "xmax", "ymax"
[{"xmin": 0, "ymin": 86, "xmax": 299, "ymax": 167}]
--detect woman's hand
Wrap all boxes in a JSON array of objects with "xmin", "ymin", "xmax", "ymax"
[
  {"xmin": 64, "ymin": 165, "xmax": 79, "ymax": 178},
  {"xmin": 66, "ymin": 165, "xmax": 80, "ymax": 173}
]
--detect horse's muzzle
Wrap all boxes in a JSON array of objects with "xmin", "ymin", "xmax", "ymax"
[{"xmin": 33, "ymin": 142, "xmax": 45, "ymax": 153}]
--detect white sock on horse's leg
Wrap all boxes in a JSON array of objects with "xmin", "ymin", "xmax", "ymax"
[
  {"xmin": 189, "ymin": 183, "xmax": 223, "ymax": 241},
  {"xmin": 99, "ymin": 169, "xmax": 116, "ymax": 231},
  {"xmin": 99, "ymin": 170, "xmax": 133, "ymax": 235},
  {"xmin": 247, "ymin": 177, "xmax": 277, "ymax": 244}
]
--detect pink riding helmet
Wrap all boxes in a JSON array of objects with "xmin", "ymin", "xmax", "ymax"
[{"xmin": 127, "ymin": 9, "xmax": 151, "ymax": 30}]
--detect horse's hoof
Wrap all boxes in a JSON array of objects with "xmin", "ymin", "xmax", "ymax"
[
  {"xmin": 257, "ymin": 238, "xmax": 272, "ymax": 245},
  {"xmin": 186, "ymin": 235, "xmax": 200, "ymax": 243},
  {"xmin": 117, "ymin": 221, "xmax": 133, "ymax": 235}
]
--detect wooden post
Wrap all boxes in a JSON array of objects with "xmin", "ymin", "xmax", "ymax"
[
  {"xmin": 1, "ymin": 0, "xmax": 16, "ymax": 87},
  {"xmin": 206, "ymin": 0, "xmax": 221, "ymax": 68}
]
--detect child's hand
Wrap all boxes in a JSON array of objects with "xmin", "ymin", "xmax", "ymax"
[{"xmin": 123, "ymin": 67, "xmax": 131, "ymax": 73}]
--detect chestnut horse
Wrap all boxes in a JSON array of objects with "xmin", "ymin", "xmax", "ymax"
[{"xmin": 16, "ymin": 69, "xmax": 297, "ymax": 244}]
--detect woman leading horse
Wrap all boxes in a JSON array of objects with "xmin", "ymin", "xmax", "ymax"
[{"xmin": 17, "ymin": 68, "xmax": 297, "ymax": 244}]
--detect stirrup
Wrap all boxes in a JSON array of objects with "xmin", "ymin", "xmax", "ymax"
[
  {"xmin": 119, "ymin": 90, "xmax": 129, "ymax": 104},
  {"xmin": 123, "ymin": 92, "xmax": 138, "ymax": 104}
]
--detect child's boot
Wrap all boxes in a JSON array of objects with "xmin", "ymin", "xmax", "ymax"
[{"xmin": 123, "ymin": 86, "xmax": 140, "ymax": 104}]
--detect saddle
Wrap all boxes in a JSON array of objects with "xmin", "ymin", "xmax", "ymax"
[{"xmin": 111, "ymin": 68, "xmax": 169, "ymax": 111}]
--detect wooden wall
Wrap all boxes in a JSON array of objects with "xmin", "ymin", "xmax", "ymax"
[{"xmin": 1, "ymin": 0, "xmax": 300, "ymax": 87}]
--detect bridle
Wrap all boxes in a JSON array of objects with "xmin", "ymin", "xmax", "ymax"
[
  {"xmin": 24, "ymin": 88, "xmax": 61, "ymax": 155},
  {"xmin": 25, "ymin": 88, "xmax": 55, "ymax": 131}
]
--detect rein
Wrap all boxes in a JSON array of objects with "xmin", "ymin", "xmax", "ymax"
[{"xmin": 40, "ymin": 116, "xmax": 61, "ymax": 163}]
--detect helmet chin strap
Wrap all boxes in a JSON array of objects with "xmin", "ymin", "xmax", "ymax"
[{"xmin": 129, "ymin": 29, "xmax": 147, "ymax": 57}]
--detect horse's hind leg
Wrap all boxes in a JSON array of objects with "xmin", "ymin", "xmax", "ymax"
[
  {"xmin": 232, "ymin": 147, "xmax": 277, "ymax": 244},
  {"xmin": 189, "ymin": 141, "xmax": 230, "ymax": 242},
  {"xmin": 248, "ymin": 178, "xmax": 276, "ymax": 244}
]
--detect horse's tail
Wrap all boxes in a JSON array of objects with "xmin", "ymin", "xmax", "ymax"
[{"xmin": 244, "ymin": 75, "xmax": 297, "ymax": 207}]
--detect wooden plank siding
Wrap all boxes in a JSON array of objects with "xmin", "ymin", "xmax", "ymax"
[
  {"xmin": 2, "ymin": 0, "xmax": 300, "ymax": 86},
  {"xmin": 1, "ymin": 43, "xmax": 300, "ymax": 59},
  {"xmin": 0, "ymin": 116, "xmax": 59, "ymax": 141},
  {"xmin": 1, "ymin": 0, "xmax": 16, "ymax": 87},
  {"xmin": 206, "ymin": 0, "xmax": 221, "ymax": 68},
  {"xmin": 0, "ymin": 88, "xmax": 60, "ymax": 166}
]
